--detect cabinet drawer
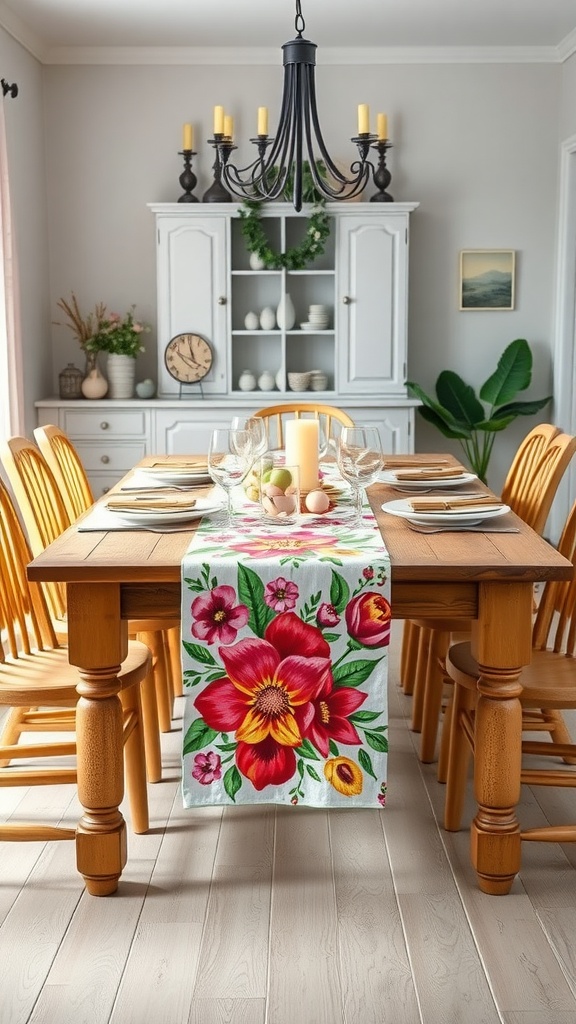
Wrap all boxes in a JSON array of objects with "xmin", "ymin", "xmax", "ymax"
[
  {"xmin": 61, "ymin": 409, "xmax": 147, "ymax": 438},
  {"xmin": 74, "ymin": 442, "xmax": 146, "ymax": 472}
]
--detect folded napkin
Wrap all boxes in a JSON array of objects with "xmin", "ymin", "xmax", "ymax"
[
  {"xmin": 106, "ymin": 493, "xmax": 197, "ymax": 513},
  {"xmin": 147, "ymin": 459, "xmax": 209, "ymax": 472},
  {"xmin": 383, "ymin": 458, "xmax": 451, "ymax": 469},
  {"xmin": 394, "ymin": 467, "xmax": 466, "ymax": 480},
  {"xmin": 409, "ymin": 496, "xmax": 503, "ymax": 513}
]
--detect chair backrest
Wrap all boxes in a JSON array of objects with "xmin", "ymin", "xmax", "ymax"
[
  {"xmin": 34, "ymin": 424, "xmax": 94, "ymax": 521},
  {"xmin": 252, "ymin": 402, "xmax": 354, "ymax": 450},
  {"xmin": 502, "ymin": 427, "xmax": 576, "ymax": 535},
  {"xmin": 0, "ymin": 476, "xmax": 57, "ymax": 660},
  {"xmin": 0, "ymin": 436, "xmax": 72, "ymax": 622},
  {"xmin": 532, "ymin": 497, "xmax": 576, "ymax": 655}
]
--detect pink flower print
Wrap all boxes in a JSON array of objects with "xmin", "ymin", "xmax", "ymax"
[
  {"xmin": 363, "ymin": 566, "xmax": 374, "ymax": 580},
  {"xmin": 192, "ymin": 751, "xmax": 222, "ymax": 785},
  {"xmin": 316, "ymin": 602, "xmax": 340, "ymax": 628},
  {"xmin": 265, "ymin": 576, "xmax": 299, "ymax": 612},
  {"xmin": 191, "ymin": 584, "xmax": 249, "ymax": 645}
]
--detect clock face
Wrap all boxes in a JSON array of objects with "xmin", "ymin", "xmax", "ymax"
[{"xmin": 164, "ymin": 333, "xmax": 213, "ymax": 384}]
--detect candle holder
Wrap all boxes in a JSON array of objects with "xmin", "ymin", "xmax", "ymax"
[
  {"xmin": 202, "ymin": 134, "xmax": 233, "ymax": 203},
  {"xmin": 370, "ymin": 140, "xmax": 394, "ymax": 202},
  {"xmin": 177, "ymin": 150, "xmax": 199, "ymax": 203}
]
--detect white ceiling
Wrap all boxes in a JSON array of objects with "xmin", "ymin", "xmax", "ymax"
[{"xmin": 1, "ymin": 0, "xmax": 576, "ymax": 61}]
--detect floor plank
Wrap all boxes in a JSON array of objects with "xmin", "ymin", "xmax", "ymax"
[{"xmin": 1, "ymin": 625, "xmax": 576, "ymax": 1023}]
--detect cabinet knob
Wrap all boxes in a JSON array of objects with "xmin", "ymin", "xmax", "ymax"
[
  {"xmin": 100, "ymin": 455, "xmax": 110, "ymax": 464},
  {"xmin": 342, "ymin": 295, "xmax": 351, "ymax": 305},
  {"xmin": 217, "ymin": 296, "xmax": 227, "ymax": 305},
  {"xmin": 100, "ymin": 421, "xmax": 109, "ymax": 430}
]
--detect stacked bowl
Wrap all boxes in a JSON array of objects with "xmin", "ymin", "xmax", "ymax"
[{"xmin": 308, "ymin": 304, "xmax": 329, "ymax": 330}]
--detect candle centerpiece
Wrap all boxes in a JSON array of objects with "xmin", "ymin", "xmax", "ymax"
[{"xmin": 284, "ymin": 418, "xmax": 320, "ymax": 493}]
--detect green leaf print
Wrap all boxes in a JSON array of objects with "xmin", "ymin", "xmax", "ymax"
[
  {"xmin": 224, "ymin": 764, "xmax": 242, "ymax": 802},
  {"xmin": 294, "ymin": 737, "xmax": 321, "ymax": 761},
  {"xmin": 333, "ymin": 658, "xmax": 382, "ymax": 688},
  {"xmin": 306, "ymin": 764, "xmax": 322, "ymax": 783},
  {"xmin": 364, "ymin": 729, "xmax": 389, "ymax": 753},
  {"xmin": 182, "ymin": 641, "xmax": 218, "ymax": 666},
  {"xmin": 183, "ymin": 717, "xmax": 218, "ymax": 754},
  {"xmin": 358, "ymin": 748, "xmax": 377, "ymax": 779},
  {"xmin": 330, "ymin": 569, "xmax": 350, "ymax": 612},
  {"xmin": 237, "ymin": 562, "xmax": 275, "ymax": 637},
  {"xmin": 348, "ymin": 710, "xmax": 385, "ymax": 724}
]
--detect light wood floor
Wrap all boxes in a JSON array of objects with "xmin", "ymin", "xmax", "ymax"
[{"xmin": 1, "ymin": 624, "xmax": 576, "ymax": 1024}]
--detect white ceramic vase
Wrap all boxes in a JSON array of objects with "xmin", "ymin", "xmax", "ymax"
[
  {"xmin": 249, "ymin": 252, "xmax": 266, "ymax": 270},
  {"xmin": 276, "ymin": 293, "xmax": 296, "ymax": 330},
  {"xmin": 258, "ymin": 370, "xmax": 276, "ymax": 391},
  {"xmin": 260, "ymin": 306, "xmax": 276, "ymax": 331},
  {"xmin": 81, "ymin": 366, "xmax": 108, "ymax": 399},
  {"xmin": 107, "ymin": 354, "xmax": 136, "ymax": 399},
  {"xmin": 238, "ymin": 369, "xmax": 257, "ymax": 391}
]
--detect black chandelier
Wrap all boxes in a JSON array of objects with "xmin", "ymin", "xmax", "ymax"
[{"xmin": 209, "ymin": 0, "xmax": 391, "ymax": 212}]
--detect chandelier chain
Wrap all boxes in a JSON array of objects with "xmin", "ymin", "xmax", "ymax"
[{"xmin": 295, "ymin": 0, "xmax": 305, "ymax": 36}]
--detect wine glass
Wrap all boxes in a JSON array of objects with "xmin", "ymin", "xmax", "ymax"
[
  {"xmin": 231, "ymin": 415, "xmax": 267, "ymax": 462},
  {"xmin": 336, "ymin": 426, "xmax": 383, "ymax": 526},
  {"xmin": 208, "ymin": 428, "xmax": 253, "ymax": 528}
]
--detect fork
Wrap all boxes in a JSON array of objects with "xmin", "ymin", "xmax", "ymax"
[{"xmin": 406, "ymin": 520, "xmax": 519, "ymax": 534}]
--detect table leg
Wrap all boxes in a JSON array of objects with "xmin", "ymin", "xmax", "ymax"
[
  {"xmin": 67, "ymin": 582, "xmax": 129, "ymax": 896},
  {"xmin": 470, "ymin": 582, "xmax": 533, "ymax": 895}
]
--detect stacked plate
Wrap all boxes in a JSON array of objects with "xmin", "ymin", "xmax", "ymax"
[
  {"xmin": 308, "ymin": 304, "xmax": 329, "ymax": 330},
  {"xmin": 381, "ymin": 497, "xmax": 510, "ymax": 527}
]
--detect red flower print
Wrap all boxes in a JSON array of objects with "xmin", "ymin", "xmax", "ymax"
[
  {"xmin": 362, "ymin": 566, "xmax": 374, "ymax": 580},
  {"xmin": 305, "ymin": 682, "xmax": 367, "ymax": 757},
  {"xmin": 191, "ymin": 751, "xmax": 222, "ymax": 784},
  {"xmin": 194, "ymin": 612, "xmax": 332, "ymax": 787},
  {"xmin": 265, "ymin": 576, "xmax": 299, "ymax": 612},
  {"xmin": 236, "ymin": 737, "xmax": 296, "ymax": 790},
  {"xmin": 345, "ymin": 591, "xmax": 391, "ymax": 648},
  {"xmin": 316, "ymin": 602, "xmax": 340, "ymax": 628},
  {"xmin": 191, "ymin": 585, "xmax": 249, "ymax": 645}
]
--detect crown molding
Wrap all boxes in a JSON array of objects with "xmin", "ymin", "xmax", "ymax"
[
  {"xmin": 39, "ymin": 43, "xmax": 564, "ymax": 67},
  {"xmin": 557, "ymin": 27, "xmax": 576, "ymax": 62},
  {"xmin": 0, "ymin": 2, "xmax": 48, "ymax": 62}
]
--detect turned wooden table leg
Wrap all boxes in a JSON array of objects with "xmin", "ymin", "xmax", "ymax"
[
  {"xmin": 67, "ymin": 582, "xmax": 129, "ymax": 896},
  {"xmin": 470, "ymin": 582, "xmax": 533, "ymax": 895}
]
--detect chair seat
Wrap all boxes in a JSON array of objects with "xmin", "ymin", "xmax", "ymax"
[
  {"xmin": 448, "ymin": 641, "xmax": 576, "ymax": 709},
  {"xmin": 0, "ymin": 641, "xmax": 151, "ymax": 705}
]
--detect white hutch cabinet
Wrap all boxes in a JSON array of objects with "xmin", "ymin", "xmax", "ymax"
[{"xmin": 38, "ymin": 201, "xmax": 419, "ymax": 494}]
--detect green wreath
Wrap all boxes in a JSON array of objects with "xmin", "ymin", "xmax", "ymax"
[{"xmin": 239, "ymin": 199, "xmax": 331, "ymax": 271}]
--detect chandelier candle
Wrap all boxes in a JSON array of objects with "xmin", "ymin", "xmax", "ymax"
[{"xmin": 285, "ymin": 419, "xmax": 319, "ymax": 493}]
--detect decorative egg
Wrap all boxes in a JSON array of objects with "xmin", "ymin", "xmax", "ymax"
[
  {"xmin": 273, "ymin": 495, "xmax": 298, "ymax": 515},
  {"xmin": 305, "ymin": 489, "xmax": 330, "ymax": 514}
]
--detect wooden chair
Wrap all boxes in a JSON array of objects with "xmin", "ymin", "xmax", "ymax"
[
  {"xmin": 403, "ymin": 426, "xmax": 576, "ymax": 768},
  {"xmin": 443, "ymin": 496, "xmax": 576, "ymax": 845},
  {"xmin": 252, "ymin": 402, "xmax": 354, "ymax": 450},
  {"xmin": 0, "ymin": 435, "xmax": 172, "ymax": 782},
  {"xmin": 0, "ymin": 475, "xmax": 150, "ymax": 839}
]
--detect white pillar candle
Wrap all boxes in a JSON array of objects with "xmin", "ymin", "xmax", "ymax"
[{"xmin": 285, "ymin": 419, "xmax": 319, "ymax": 492}]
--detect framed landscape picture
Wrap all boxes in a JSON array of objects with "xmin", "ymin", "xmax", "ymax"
[{"xmin": 459, "ymin": 249, "xmax": 515, "ymax": 310}]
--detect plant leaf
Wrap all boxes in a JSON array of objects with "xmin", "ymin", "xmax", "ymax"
[
  {"xmin": 333, "ymin": 658, "xmax": 381, "ymax": 688},
  {"xmin": 417, "ymin": 404, "xmax": 472, "ymax": 440},
  {"xmin": 494, "ymin": 396, "xmax": 552, "ymax": 419},
  {"xmin": 358, "ymin": 747, "xmax": 377, "ymax": 779},
  {"xmin": 364, "ymin": 729, "xmax": 389, "ymax": 753},
  {"xmin": 436, "ymin": 371, "xmax": 485, "ymax": 426},
  {"xmin": 182, "ymin": 641, "xmax": 218, "ymax": 666},
  {"xmin": 479, "ymin": 338, "xmax": 532, "ymax": 406},
  {"xmin": 407, "ymin": 380, "xmax": 470, "ymax": 433}
]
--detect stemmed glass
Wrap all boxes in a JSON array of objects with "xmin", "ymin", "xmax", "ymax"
[
  {"xmin": 231, "ymin": 415, "xmax": 267, "ymax": 462},
  {"xmin": 336, "ymin": 426, "xmax": 383, "ymax": 526},
  {"xmin": 208, "ymin": 428, "xmax": 254, "ymax": 528}
]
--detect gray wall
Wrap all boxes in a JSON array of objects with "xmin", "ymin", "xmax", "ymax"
[{"xmin": 2, "ymin": 39, "xmax": 571, "ymax": 491}]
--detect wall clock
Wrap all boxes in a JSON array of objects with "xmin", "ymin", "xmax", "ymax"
[{"xmin": 164, "ymin": 332, "xmax": 213, "ymax": 384}]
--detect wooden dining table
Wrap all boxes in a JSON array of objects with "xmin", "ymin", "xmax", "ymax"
[{"xmin": 27, "ymin": 454, "xmax": 573, "ymax": 896}]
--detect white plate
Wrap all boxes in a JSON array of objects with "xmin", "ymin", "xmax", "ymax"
[
  {"xmin": 381, "ymin": 498, "xmax": 510, "ymax": 525},
  {"xmin": 379, "ymin": 469, "xmax": 478, "ymax": 490},
  {"xmin": 138, "ymin": 466, "xmax": 212, "ymax": 486},
  {"xmin": 112, "ymin": 499, "xmax": 223, "ymax": 526}
]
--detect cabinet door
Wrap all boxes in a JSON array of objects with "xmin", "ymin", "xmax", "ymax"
[
  {"xmin": 156, "ymin": 216, "xmax": 228, "ymax": 396},
  {"xmin": 337, "ymin": 214, "xmax": 408, "ymax": 395}
]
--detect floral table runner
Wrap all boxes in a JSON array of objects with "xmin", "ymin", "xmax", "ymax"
[{"xmin": 180, "ymin": 498, "xmax": 391, "ymax": 808}]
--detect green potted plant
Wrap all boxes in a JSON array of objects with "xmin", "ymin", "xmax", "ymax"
[{"xmin": 406, "ymin": 338, "xmax": 552, "ymax": 483}]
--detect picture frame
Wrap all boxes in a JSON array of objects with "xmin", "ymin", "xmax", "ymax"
[{"xmin": 459, "ymin": 249, "xmax": 515, "ymax": 311}]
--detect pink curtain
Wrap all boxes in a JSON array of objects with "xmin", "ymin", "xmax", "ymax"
[{"xmin": 0, "ymin": 96, "xmax": 24, "ymax": 439}]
